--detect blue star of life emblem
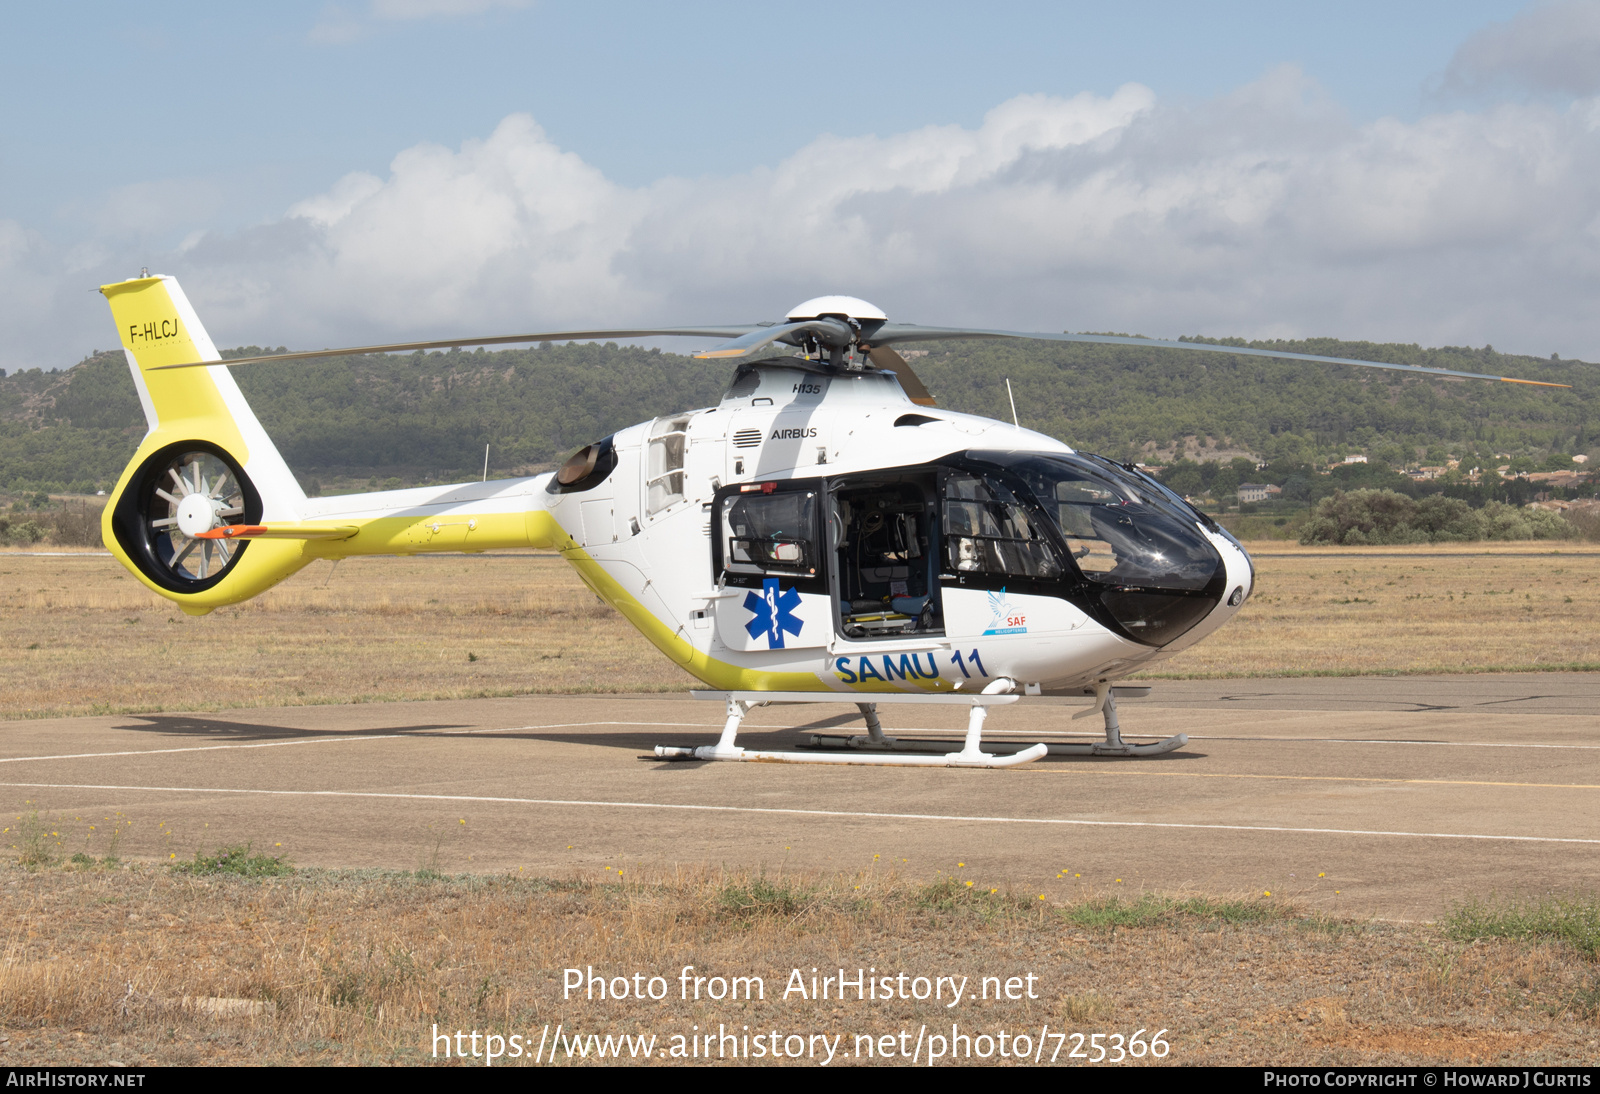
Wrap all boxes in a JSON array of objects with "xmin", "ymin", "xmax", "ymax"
[{"xmin": 743, "ymin": 577, "xmax": 803, "ymax": 649}]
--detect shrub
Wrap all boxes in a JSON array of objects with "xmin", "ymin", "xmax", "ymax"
[
  {"xmin": 1443, "ymin": 895, "xmax": 1600, "ymax": 959},
  {"xmin": 1299, "ymin": 489, "xmax": 1427, "ymax": 545},
  {"xmin": 170, "ymin": 844, "xmax": 294, "ymax": 877},
  {"xmin": 46, "ymin": 503, "xmax": 103, "ymax": 547},
  {"xmin": 1, "ymin": 518, "xmax": 45, "ymax": 545},
  {"xmin": 1301, "ymin": 489, "xmax": 1577, "ymax": 545}
]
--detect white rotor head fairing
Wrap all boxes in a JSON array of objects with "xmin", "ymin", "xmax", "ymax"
[
  {"xmin": 785, "ymin": 296, "xmax": 887, "ymax": 322},
  {"xmin": 175, "ymin": 490, "xmax": 225, "ymax": 537}
]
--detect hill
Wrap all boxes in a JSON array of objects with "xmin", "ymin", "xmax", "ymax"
[{"xmin": 0, "ymin": 335, "xmax": 1592, "ymax": 496}]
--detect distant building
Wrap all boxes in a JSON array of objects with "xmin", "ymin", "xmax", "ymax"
[
  {"xmin": 1238, "ymin": 483, "xmax": 1281, "ymax": 504},
  {"xmin": 1341, "ymin": 455, "xmax": 1368, "ymax": 464},
  {"xmin": 1526, "ymin": 471, "xmax": 1589, "ymax": 488}
]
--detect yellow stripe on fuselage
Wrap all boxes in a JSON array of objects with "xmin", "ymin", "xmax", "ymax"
[{"xmin": 314, "ymin": 507, "xmax": 820, "ymax": 690}]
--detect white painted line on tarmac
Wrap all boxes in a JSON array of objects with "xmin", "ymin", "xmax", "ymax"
[
  {"xmin": 822, "ymin": 730, "xmax": 1600, "ymax": 751},
  {"xmin": 1160, "ymin": 736, "xmax": 1600, "ymax": 750},
  {"xmin": 0, "ymin": 551, "xmax": 112, "ymax": 557},
  {"xmin": 1044, "ymin": 770, "xmax": 1600, "ymax": 791},
  {"xmin": 2, "ymin": 781, "xmax": 1597, "ymax": 846},
  {"xmin": 469, "ymin": 720, "xmax": 1600, "ymax": 752},
  {"xmin": 473, "ymin": 720, "xmax": 1600, "ymax": 751}
]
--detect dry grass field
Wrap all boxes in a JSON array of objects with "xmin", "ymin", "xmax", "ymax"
[
  {"xmin": 2, "ymin": 861, "xmax": 1597, "ymax": 1067},
  {"xmin": 2, "ymin": 543, "xmax": 1599, "ymax": 719},
  {"xmin": 1145, "ymin": 542, "xmax": 1600, "ymax": 679},
  {"xmin": 0, "ymin": 550, "xmax": 694, "ymax": 720}
]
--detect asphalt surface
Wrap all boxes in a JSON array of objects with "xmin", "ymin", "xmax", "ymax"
[{"xmin": 3, "ymin": 673, "xmax": 1597, "ymax": 920}]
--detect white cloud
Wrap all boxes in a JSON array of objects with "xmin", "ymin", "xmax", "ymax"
[
  {"xmin": 17, "ymin": 67, "xmax": 1600, "ymax": 372},
  {"xmin": 1444, "ymin": 0, "xmax": 1600, "ymax": 97},
  {"xmin": 286, "ymin": 172, "xmax": 385, "ymax": 227}
]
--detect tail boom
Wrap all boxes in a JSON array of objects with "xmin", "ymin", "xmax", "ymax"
[{"xmin": 99, "ymin": 274, "xmax": 570, "ymax": 614}]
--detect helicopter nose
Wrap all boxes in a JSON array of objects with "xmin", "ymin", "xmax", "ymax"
[
  {"xmin": 1143, "ymin": 536, "xmax": 1253, "ymax": 653},
  {"xmin": 1197, "ymin": 540, "xmax": 1255, "ymax": 637}
]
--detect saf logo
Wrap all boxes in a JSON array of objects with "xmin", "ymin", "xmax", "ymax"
[
  {"xmin": 983, "ymin": 587, "xmax": 1027, "ymax": 635},
  {"xmin": 743, "ymin": 577, "xmax": 803, "ymax": 649}
]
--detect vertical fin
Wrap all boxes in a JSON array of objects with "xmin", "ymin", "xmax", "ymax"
[{"xmin": 100, "ymin": 275, "xmax": 303, "ymax": 518}]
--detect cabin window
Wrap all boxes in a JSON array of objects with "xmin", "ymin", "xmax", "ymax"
[
  {"xmin": 646, "ymin": 414, "xmax": 691, "ymax": 515},
  {"xmin": 996, "ymin": 452, "xmax": 1222, "ymax": 592},
  {"xmin": 941, "ymin": 472, "xmax": 1063, "ymax": 579},
  {"xmin": 721, "ymin": 490, "xmax": 818, "ymax": 578}
]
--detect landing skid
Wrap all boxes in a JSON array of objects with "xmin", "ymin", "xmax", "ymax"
[
  {"xmin": 806, "ymin": 683, "xmax": 1188, "ymax": 759},
  {"xmin": 653, "ymin": 687, "xmax": 1043, "ymax": 768},
  {"xmin": 652, "ymin": 682, "xmax": 1187, "ymax": 768}
]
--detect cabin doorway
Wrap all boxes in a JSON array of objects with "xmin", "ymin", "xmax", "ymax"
[{"xmin": 829, "ymin": 474, "xmax": 944, "ymax": 640}]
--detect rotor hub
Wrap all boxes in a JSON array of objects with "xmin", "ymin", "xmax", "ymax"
[
  {"xmin": 784, "ymin": 296, "xmax": 886, "ymax": 323},
  {"xmin": 176, "ymin": 491, "xmax": 224, "ymax": 537}
]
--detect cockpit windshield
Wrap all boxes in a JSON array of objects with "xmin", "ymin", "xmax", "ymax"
[{"xmin": 970, "ymin": 452, "xmax": 1223, "ymax": 593}]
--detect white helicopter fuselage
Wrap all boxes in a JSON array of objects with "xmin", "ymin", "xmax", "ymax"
[{"xmin": 293, "ymin": 362, "xmax": 1252, "ymax": 697}]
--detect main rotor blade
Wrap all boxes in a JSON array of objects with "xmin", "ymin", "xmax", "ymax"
[
  {"xmin": 150, "ymin": 326, "xmax": 765, "ymax": 370},
  {"xmin": 865, "ymin": 345, "xmax": 936, "ymax": 406},
  {"xmin": 867, "ymin": 325, "xmax": 1571, "ymax": 387},
  {"xmin": 693, "ymin": 318, "xmax": 856, "ymax": 361},
  {"xmin": 147, "ymin": 314, "xmax": 1571, "ymax": 388}
]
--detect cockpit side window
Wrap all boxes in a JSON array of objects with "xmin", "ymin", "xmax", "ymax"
[
  {"xmin": 941, "ymin": 473, "xmax": 1063, "ymax": 579},
  {"xmin": 1048, "ymin": 475, "xmax": 1122, "ymax": 577},
  {"xmin": 984, "ymin": 452, "xmax": 1222, "ymax": 593}
]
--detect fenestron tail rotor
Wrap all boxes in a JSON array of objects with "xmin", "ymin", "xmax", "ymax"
[
  {"xmin": 111, "ymin": 441, "xmax": 263, "ymax": 594},
  {"xmin": 149, "ymin": 451, "xmax": 248, "ymax": 582}
]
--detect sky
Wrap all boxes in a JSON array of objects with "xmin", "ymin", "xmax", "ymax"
[{"xmin": 7, "ymin": 0, "xmax": 1600, "ymax": 370}]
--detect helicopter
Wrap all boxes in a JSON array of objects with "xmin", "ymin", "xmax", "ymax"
[{"xmin": 96, "ymin": 275, "xmax": 1565, "ymax": 768}]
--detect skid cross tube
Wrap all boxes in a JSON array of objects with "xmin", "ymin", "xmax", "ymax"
[
  {"xmin": 652, "ymin": 689, "xmax": 1044, "ymax": 768},
  {"xmin": 1042, "ymin": 688, "xmax": 1189, "ymax": 757}
]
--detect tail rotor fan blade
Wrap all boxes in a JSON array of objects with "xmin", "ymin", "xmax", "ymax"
[{"xmin": 866, "ymin": 345, "xmax": 936, "ymax": 407}]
